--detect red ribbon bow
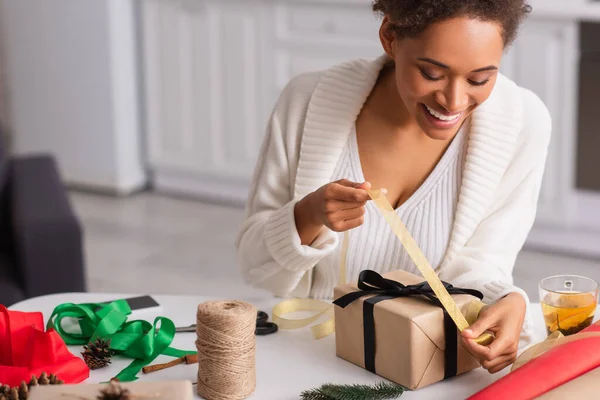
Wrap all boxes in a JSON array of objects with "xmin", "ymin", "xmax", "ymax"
[{"xmin": 0, "ymin": 305, "xmax": 89, "ymax": 387}]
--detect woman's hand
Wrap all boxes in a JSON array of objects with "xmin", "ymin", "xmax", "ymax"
[
  {"xmin": 294, "ymin": 179, "xmax": 373, "ymax": 245},
  {"xmin": 461, "ymin": 292, "xmax": 526, "ymax": 374}
]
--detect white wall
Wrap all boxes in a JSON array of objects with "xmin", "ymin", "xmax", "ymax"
[{"xmin": 0, "ymin": 0, "xmax": 146, "ymax": 194}]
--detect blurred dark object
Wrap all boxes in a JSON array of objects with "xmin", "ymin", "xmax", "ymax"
[
  {"xmin": 576, "ymin": 22, "xmax": 600, "ymax": 191},
  {"xmin": 0, "ymin": 135, "xmax": 86, "ymax": 306}
]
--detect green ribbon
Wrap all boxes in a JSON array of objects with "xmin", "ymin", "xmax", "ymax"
[{"xmin": 47, "ymin": 300, "xmax": 196, "ymax": 382}]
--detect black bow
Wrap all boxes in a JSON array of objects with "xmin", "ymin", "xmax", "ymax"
[{"xmin": 333, "ymin": 270, "xmax": 483, "ymax": 379}]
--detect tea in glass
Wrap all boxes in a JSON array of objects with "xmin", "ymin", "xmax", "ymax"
[{"xmin": 539, "ymin": 275, "xmax": 599, "ymax": 336}]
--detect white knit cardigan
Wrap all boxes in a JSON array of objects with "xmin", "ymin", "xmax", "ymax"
[{"xmin": 236, "ymin": 54, "xmax": 552, "ymax": 347}]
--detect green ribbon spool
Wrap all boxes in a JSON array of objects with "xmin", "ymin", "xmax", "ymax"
[{"xmin": 47, "ymin": 299, "xmax": 196, "ymax": 382}]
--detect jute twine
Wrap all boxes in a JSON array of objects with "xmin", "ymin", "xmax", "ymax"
[{"xmin": 196, "ymin": 300, "xmax": 257, "ymax": 400}]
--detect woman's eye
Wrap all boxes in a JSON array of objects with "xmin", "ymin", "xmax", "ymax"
[
  {"xmin": 419, "ymin": 68, "xmax": 442, "ymax": 81},
  {"xmin": 468, "ymin": 78, "xmax": 491, "ymax": 86}
]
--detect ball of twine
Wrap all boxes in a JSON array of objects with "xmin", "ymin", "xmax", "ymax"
[{"xmin": 196, "ymin": 300, "xmax": 257, "ymax": 400}]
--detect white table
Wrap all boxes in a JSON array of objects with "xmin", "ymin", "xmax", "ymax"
[{"xmin": 10, "ymin": 293, "xmax": 555, "ymax": 399}]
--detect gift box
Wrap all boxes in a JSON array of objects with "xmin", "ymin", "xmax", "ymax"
[
  {"xmin": 333, "ymin": 269, "xmax": 483, "ymax": 390},
  {"xmin": 29, "ymin": 380, "xmax": 193, "ymax": 399},
  {"xmin": 468, "ymin": 320, "xmax": 600, "ymax": 399}
]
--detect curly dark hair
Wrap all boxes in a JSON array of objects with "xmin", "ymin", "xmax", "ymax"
[{"xmin": 372, "ymin": 0, "xmax": 532, "ymax": 47}]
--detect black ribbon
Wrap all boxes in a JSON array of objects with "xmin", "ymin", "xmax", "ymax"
[{"xmin": 333, "ymin": 270, "xmax": 483, "ymax": 380}]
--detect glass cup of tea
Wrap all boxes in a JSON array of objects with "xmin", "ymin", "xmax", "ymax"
[{"xmin": 539, "ymin": 275, "xmax": 599, "ymax": 337}]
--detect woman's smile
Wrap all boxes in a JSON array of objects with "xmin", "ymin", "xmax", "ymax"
[{"xmin": 421, "ymin": 103, "xmax": 467, "ymax": 129}]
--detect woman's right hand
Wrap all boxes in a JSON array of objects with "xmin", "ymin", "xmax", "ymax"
[{"xmin": 294, "ymin": 179, "xmax": 373, "ymax": 245}]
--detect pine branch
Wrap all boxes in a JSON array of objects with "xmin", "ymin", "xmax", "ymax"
[
  {"xmin": 300, "ymin": 382, "xmax": 405, "ymax": 400},
  {"xmin": 322, "ymin": 382, "xmax": 405, "ymax": 400},
  {"xmin": 299, "ymin": 386, "xmax": 334, "ymax": 400}
]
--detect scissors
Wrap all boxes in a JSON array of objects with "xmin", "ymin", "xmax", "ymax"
[{"xmin": 175, "ymin": 310, "xmax": 278, "ymax": 335}]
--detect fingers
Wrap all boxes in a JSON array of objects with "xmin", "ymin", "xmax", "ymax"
[
  {"xmin": 460, "ymin": 296, "xmax": 523, "ymax": 374},
  {"xmin": 323, "ymin": 202, "xmax": 365, "ymax": 232},
  {"xmin": 483, "ymin": 353, "xmax": 517, "ymax": 374},
  {"xmin": 328, "ymin": 205, "xmax": 366, "ymax": 222},
  {"xmin": 329, "ymin": 217, "xmax": 365, "ymax": 232},
  {"xmin": 461, "ymin": 336, "xmax": 491, "ymax": 362},
  {"xmin": 356, "ymin": 181, "xmax": 372, "ymax": 191},
  {"xmin": 461, "ymin": 334, "xmax": 495, "ymax": 362},
  {"xmin": 487, "ymin": 331, "xmax": 518, "ymax": 360},
  {"xmin": 462, "ymin": 327, "xmax": 519, "ymax": 375},
  {"xmin": 480, "ymin": 349, "xmax": 516, "ymax": 369},
  {"xmin": 337, "ymin": 179, "xmax": 372, "ymax": 191},
  {"xmin": 462, "ymin": 337, "xmax": 516, "ymax": 373},
  {"xmin": 324, "ymin": 199, "xmax": 367, "ymax": 213},
  {"xmin": 318, "ymin": 180, "xmax": 380, "ymax": 232},
  {"xmin": 467, "ymin": 328, "xmax": 516, "ymax": 361},
  {"xmin": 335, "ymin": 179, "xmax": 367, "ymax": 188},
  {"xmin": 327, "ymin": 181, "xmax": 372, "ymax": 203},
  {"xmin": 462, "ymin": 312, "xmax": 496, "ymax": 340},
  {"xmin": 482, "ymin": 343, "xmax": 518, "ymax": 373},
  {"xmin": 462, "ymin": 325, "xmax": 496, "ymax": 361}
]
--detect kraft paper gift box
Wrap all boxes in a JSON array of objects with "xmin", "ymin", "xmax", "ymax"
[
  {"xmin": 28, "ymin": 380, "xmax": 193, "ymax": 399},
  {"xmin": 333, "ymin": 269, "xmax": 482, "ymax": 390}
]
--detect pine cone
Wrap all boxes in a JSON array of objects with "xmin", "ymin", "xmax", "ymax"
[
  {"xmin": 18, "ymin": 382, "xmax": 27, "ymax": 400},
  {"xmin": 82, "ymin": 338, "xmax": 115, "ymax": 370},
  {"xmin": 97, "ymin": 382, "xmax": 131, "ymax": 400},
  {"xmin": 0, "ymin": 372, "xmax": 63, "ymax": 399},
  {"xmin": 37, "ymin": 373, "xmax": 49, "ymax": 386}
]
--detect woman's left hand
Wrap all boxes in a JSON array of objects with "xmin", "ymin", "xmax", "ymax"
[{"xmin": 461, "ymin": 292, "xmax": 526, "ymax": 373}]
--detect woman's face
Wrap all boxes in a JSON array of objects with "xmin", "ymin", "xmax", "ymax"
[{"xmin": 382, "ymin": 17, "xmax": 505, "ymax": 140}]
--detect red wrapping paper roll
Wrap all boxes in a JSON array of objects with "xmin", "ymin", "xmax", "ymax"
[
  {"xmin": 468, "ymin": 321, "xmax": 600, "ymax": 400},
  {"xmin": 0, "ymin": 305, "xmax": 89, "ymax": 387}
]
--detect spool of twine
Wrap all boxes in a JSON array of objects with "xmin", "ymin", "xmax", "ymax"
[{"xmin": 196, "ymin": 300, "xmax": 257, "ymax": 400}]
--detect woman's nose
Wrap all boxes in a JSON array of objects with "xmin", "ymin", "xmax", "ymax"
[{"xmin": 436, "ymin": 81, "xmax": 469, "ymax": 113}]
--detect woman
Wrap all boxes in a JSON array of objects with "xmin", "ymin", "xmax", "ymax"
[{"xmin": 236, "ymin": 0, "xmax": 550, "ymax": 374}]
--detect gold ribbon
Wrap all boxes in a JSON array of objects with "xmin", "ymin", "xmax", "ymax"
[
  {"xmin": 272, "ymin": 189, "xmax": 490, "ymax": 343},
  {"xmin": 366, "ymin": 189, "xmax": 493, "ymax": 346},
  {"xmin": 271, "ymin": 228, "xmax": 349, "ymax": 339},
  {"xmin": 464, "ymin": 298, "xmax": 488, "ymax": 326},
  {"xmin": 271, "ymin": 299, "xmax": 335, "ymax": 339}
]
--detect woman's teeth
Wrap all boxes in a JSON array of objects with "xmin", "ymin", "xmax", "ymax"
[{"xmin": 425, "ymin": 105, "xmax": 461, "ymax": 121}]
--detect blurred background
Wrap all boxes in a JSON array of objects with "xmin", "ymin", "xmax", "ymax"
[{"xmin": 0, "ymin": 0, "xmax": 599, "ymax": 306}]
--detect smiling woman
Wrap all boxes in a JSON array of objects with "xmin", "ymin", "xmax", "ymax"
[{"xmin": 236, "ymin": 0, "xmax": 551, "ymax": 376}]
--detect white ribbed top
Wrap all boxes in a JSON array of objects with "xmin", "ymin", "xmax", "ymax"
[
  {"xmin": 312, "ymin": 123, "xmax": 468, "ymax": 298},
  {"xmin": 236, "ymin": 54, "xmax": 553, "ymax": 348}
]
